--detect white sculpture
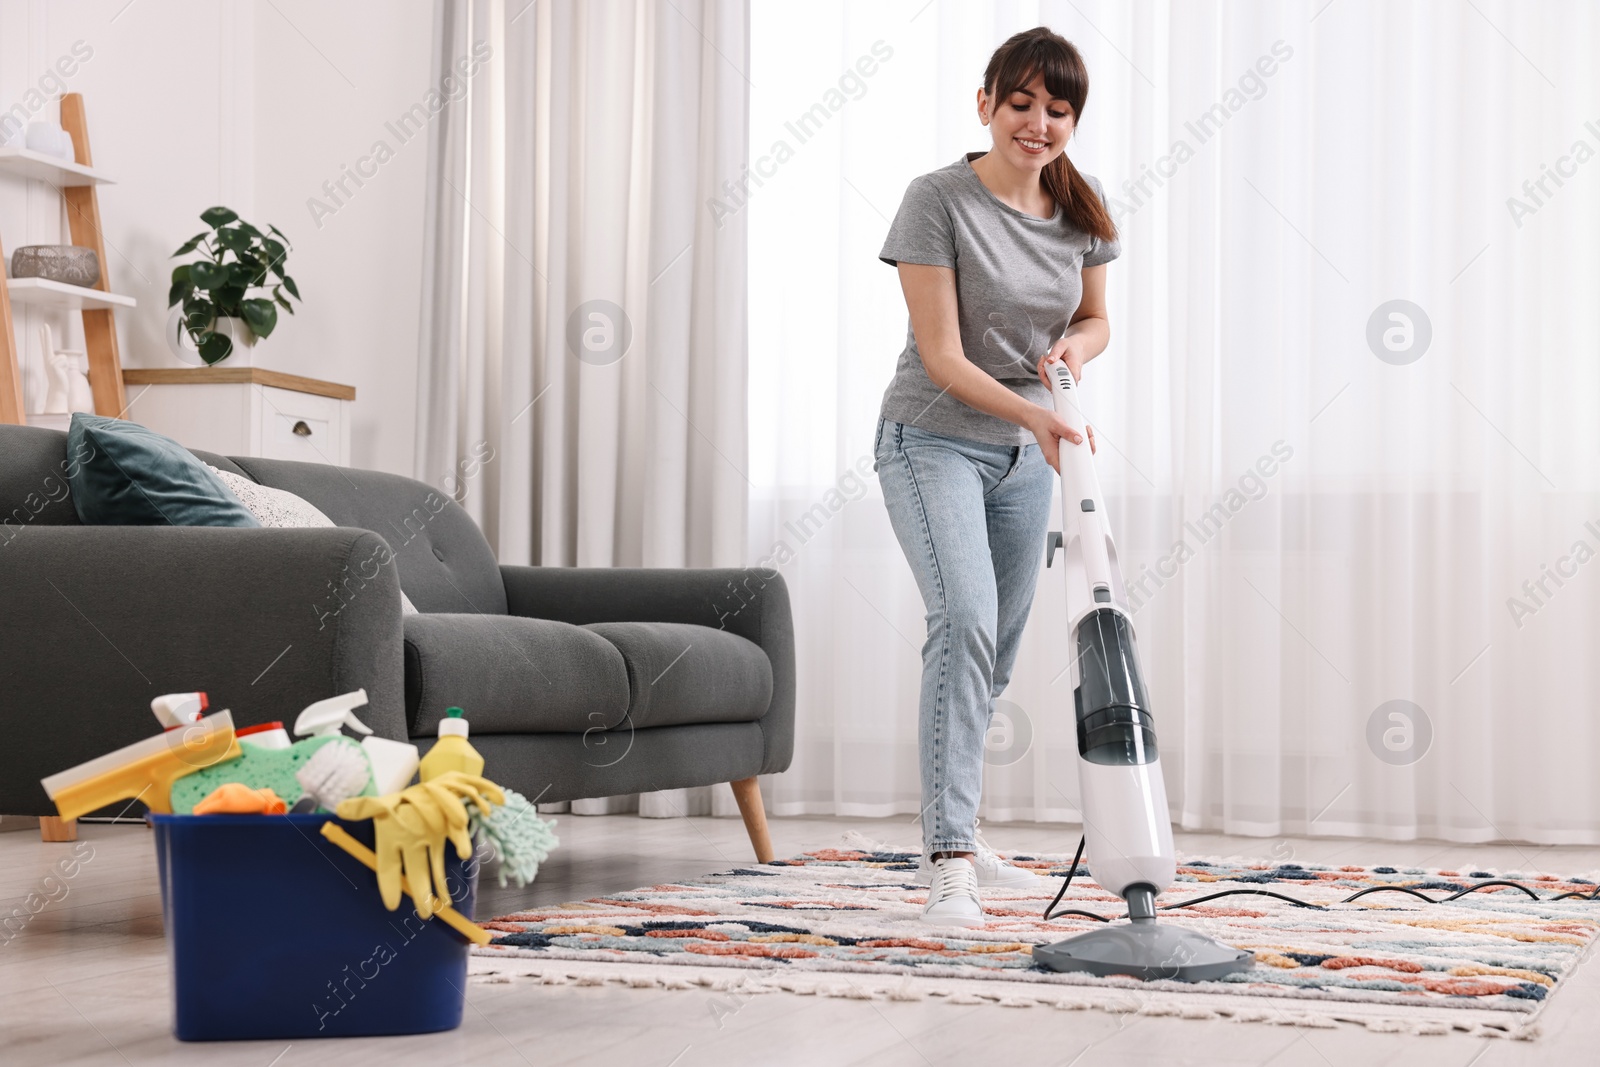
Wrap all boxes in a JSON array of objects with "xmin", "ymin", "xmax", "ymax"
[{"xmin": 39, "ymin": 323, "xmax": 95, "ymax": 415}]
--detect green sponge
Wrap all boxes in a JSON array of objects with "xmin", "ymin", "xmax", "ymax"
[{"xmin": 169, "ymin": 735, "xmax": 376, "ymax": 814}]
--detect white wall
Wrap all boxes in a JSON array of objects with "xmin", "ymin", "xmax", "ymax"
[{"xmin": 0, "ymin": 0, "xmax": 434, "ymax": 475}]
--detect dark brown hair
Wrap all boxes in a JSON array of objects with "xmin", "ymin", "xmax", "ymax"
[{"xmin": 982, "ymin": 27, "xmax": 1117, "ymax": 243}]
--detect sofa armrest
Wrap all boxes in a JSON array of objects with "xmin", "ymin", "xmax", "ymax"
[
  {"xmin": 0, "ymin": 526, "xmax": 405, "ymax": 815},
  {"xmin": 500, "ymin": 565, "xmax": 795, "ymax": 775}
]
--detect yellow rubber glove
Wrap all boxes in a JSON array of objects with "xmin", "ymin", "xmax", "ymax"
[
  {"xmin": 404, "ymin": 774, "xmax": 505, "ymax": 903},
  {"xmin": 336, "ymin": 772, "xmax": 507, "ymax": 918},
  {"xmin": 425, "ymin": 770, "xmax": 505, "ymax": 816},
  {"xmin": 335, "ymin": 791, "xmax": 416, "ymax": 913}
]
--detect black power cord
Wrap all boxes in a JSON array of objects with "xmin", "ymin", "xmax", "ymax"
[
  {"xmin": 1161, "ymin": 887, "xmax": 1326, "ymax": 911},
  {"xmin": 1164, "ymin": 879, "xmax": 1600, "ymax": 912},
  {"xmin": 1041, "ymin": 836, "xmax": 1600, "ymax": 921},
  {"xmin": 1043, "ymin": 835, "xmax": 1106, "ymax": 922}
]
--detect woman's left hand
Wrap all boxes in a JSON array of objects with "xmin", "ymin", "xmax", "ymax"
[
  {"xmin": 1036, "ymin": 339, "xmax": 1096, "ymax": 453},
  {"xmin": 1037, "ymin": 337, "xmax": 1086, "ymax": 387}
]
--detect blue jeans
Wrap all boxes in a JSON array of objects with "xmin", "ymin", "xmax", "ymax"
[{"xmin": 872, "ymin": 416, "xmax": 1055, "ymax": 855}]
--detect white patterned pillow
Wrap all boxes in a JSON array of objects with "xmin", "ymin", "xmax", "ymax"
[{"xmin": 208, "ymin": 464, "xmax": 419, "ymax": 615}]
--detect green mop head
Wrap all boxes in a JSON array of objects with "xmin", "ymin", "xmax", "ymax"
[{"xmin": 469, "ymin": 786, "xmax": 559, "ymax": 888}]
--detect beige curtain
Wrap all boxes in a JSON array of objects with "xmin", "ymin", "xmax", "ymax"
[
  {"xmin": 415, "ymin": 0, "xmax": 750, "ymax": 817},
  {"xmin": 751, "ymin": 0, "xmax": 1600, "ymax": 845}
]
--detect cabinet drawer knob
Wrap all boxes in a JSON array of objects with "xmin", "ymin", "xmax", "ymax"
[{"xmin": 292, "ymin": 420, "xmax": 313, "ymax": 437}]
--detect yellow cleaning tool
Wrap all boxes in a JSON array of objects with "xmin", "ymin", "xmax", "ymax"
[
  {"xmin": 319, "ymin": 822, "xmax": 491, "ymax": 945},
  {"xmin": 335, "ymin": 772, "xmax": 504, "ymax": 919},
  {"xmin": 41, "ymin": 711, "xmax": 242, "ymax": 820}
]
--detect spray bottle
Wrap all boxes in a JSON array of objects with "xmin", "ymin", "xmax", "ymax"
[
  {"xmin": 292, "ymin": 689, "xmax": 420, "ymax": 795},
  {"xmin": 419, "ymin": 707, "xmax": 484, "ymax": 781}
]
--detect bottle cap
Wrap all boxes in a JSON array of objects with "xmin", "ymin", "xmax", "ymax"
[
  {"xmin": 438, "ymin": 707, "xmax": 469, "ymax": 738},
  {"xmin": 237, "ymin": 722, "xmax": 291, "ymax": 750}
]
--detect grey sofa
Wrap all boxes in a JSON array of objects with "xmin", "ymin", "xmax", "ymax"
[{"xmin": 0, "ymin": 424, "xmax": 792, "ymax": 858}]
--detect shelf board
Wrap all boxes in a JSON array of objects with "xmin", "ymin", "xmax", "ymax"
[
  {"xmin": 6, "ymin": 278, "xmax": 136, "ymax": 311},
  {"xmin": 122, "ymin": 367, "xmax": 356, "ymax": 402},
  {"xmin": 0, "ymin": 147, "xmax": 115, "ymax": 187}
]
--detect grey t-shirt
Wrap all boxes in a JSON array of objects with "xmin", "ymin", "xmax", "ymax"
[{"xmin": 878, "ymin": 152, "xmax": 1120, "ymax": 446}]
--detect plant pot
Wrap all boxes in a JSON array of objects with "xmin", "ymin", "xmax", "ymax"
[
  {"xmin": 213, "ymin": 317, "xmax": 258, "ymax": 363},
  {"xmin": 166, "ymin": 310, "xmax": 260, "ymax": 367}
]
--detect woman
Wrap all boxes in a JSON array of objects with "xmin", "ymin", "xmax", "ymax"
[{"xmin": 872, "ymin": 27, "xmax": 1120, "ymax": 927}]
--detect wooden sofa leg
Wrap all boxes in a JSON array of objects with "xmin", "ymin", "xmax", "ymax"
[
  {"xmin": 40, "ymin": 816, "xmax": 77, "ymax": 842},
  {"xmin": 729, "ymin": 777, "xmax": 774, "ymax": 863}
]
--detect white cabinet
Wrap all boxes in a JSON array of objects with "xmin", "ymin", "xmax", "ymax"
[{"xmin": 121, "ymin": 368, "xmax": 354, "ymax": 466}]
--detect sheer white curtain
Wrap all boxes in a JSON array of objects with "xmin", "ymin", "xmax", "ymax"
[
  {"xmin": 416, "ymin": 0, "xmax": 750, "ymax": 819},
  {"xmin": 750, "ymin": 0, "xmax": 1600, "ymax": 844}
]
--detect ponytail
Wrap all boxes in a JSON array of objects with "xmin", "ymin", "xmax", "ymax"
[{"xmin": 1043, "ymin": 152, "xmax": 1116, "ymax": 244}]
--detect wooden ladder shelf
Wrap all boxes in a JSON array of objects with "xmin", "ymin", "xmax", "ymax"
[{"xmin": 0, "ymin": 92, "xmax": 129, "ymax": 425}]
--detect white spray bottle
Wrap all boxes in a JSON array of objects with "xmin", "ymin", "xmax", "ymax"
[{"xmin": 293, "ymin": 689, "xmax": 419, "ymax": 795}]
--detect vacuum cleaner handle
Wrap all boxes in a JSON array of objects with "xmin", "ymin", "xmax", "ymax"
[{"xmin": 1048, "ymin": 363, "xmax": 1117, "ymax": 620}]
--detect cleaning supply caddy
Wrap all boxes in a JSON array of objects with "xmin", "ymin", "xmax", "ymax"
[
  {"xmin": 40, "ymin": 689, "xmax": 497, "ymax": 1042},
  {"xmin": 151, "ymin": 812, "xmax": 478, "ymax": 1040}
]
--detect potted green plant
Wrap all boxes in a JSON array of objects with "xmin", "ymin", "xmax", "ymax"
[{"xmin": 167, "ymin": 207, "xmax": 300, "ymax": 366}]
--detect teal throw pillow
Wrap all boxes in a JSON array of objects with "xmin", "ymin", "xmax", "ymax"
[{"xmin": 66, "ymin": 413, "xmax": 259, "ymax": 528}]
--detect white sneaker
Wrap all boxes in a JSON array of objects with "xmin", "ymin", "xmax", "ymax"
[
  {"xmin": 919, "ymin": 856, "xmax": 985, "ymax": 928},
  {"xmin": 915, "ymin": 825, "xmax": 1041, "ymax": 889}
]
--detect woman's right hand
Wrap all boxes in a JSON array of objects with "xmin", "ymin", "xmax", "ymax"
[{"xmin": 1029, "ymin": 409, "xmax": 1085, "ymax": 474}]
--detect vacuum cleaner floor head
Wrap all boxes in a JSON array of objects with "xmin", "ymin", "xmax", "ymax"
[{"xmin": 1032, "ymin": 919, "xmax": 1255, "ymax": 981}]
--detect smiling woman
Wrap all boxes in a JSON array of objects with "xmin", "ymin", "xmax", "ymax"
[
  {"xmin": 970, "ymin": 30, "xmax": 1118, "ymax": 246},
  {"xmin": 869, "ymin": 26, "xmax": 1122, "ymax": 927},
  {"xmin": 874, "ymin": 30, "xmax": 1119, "ymax": 457}
]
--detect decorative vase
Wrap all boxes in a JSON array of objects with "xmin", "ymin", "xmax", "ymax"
[{"xmin": 10, "ymin": 245, "xmax": 101, "ymax": 288}]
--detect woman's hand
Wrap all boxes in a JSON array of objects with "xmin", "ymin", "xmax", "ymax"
[
  {"xmin": 1027, "ymin": 409, "xmax": 1096, "ymax": 473},
  {"xmin": 1033, "ymin": 340, "xmax": 1096, "ymax": 472},
  {"xmin": 1037, "ymin": 336, "xmax": 1086, "ymax": 390}
]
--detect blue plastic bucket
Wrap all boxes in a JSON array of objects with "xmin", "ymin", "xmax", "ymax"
[{"xmin": 149, "ymin": 813, "xmax": 477, "ymax": 1041}]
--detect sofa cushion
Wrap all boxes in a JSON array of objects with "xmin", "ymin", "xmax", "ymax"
[
  {"xmin": 209, "ymin": 464, "xmax": 419, "ymax": 617},
  {"xmin": 66, "ymin": 414, "xmax": 258, "ymax": 528},
  {"xmin": 404, "ymin": 613, "xmax": 630, "ymax": 735},
  {"xmin": 230, "ymin": 457, "xmax": 506, "ymax": 615},
  {"xmin": 0, "ymin": 425, "xmax": 264, "ymax": 536},
  {"xmin": 582, "ymin": 622, "xmax": 773, "ymax": 730}
]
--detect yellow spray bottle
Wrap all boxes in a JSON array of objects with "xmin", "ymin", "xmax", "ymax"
[{"xmin": 419, "ymin": 706, "xmax": 484, "ymax": 782}]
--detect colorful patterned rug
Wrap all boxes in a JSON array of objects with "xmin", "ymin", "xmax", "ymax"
[{"xmin": 468, "ymin": 831, "xmax": 1600, "ymax": 1037}]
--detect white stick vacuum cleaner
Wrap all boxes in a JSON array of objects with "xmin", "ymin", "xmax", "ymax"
[{"xmin": 1031, "ymin": 362, "xmax": 1253, "ymax": 982}]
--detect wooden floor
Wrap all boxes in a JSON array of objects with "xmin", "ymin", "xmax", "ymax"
[{"xmin": 3, "ymin": 812, "xmax": 1599, "ymax": 1066}]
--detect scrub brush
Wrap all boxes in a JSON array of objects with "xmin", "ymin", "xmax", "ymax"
[
  {"xmin": 294, "ymin": 738, "xmax": 374, "ymax": 813},
  {"xmin": 469, "ymin": 786, "xmax": 559, "ymax": 888}
]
